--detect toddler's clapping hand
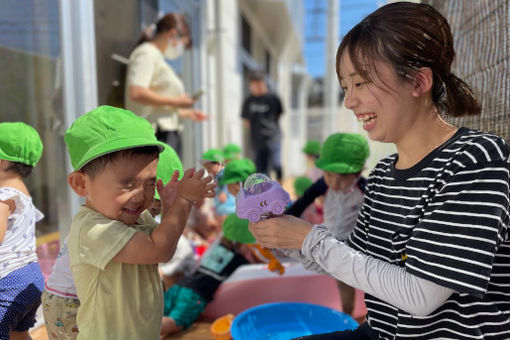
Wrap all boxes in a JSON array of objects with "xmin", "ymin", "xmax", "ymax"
[{"xmin": 177, "ymin": 168, "xmax": 216, "ymax": 204}]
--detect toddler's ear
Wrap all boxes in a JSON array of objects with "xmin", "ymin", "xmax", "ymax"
[{"xmin": 67, "ymin": 172, "xmax": 87, "ymax": 197}]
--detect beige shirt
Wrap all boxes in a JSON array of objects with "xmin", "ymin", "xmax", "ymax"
[
  {"xmin": 68, "ymin": 206, "xmax": 163, "ymax": 340},
  {"xmin": 125, "ymin": 42, "xmax": 184, "ymax": 131}
]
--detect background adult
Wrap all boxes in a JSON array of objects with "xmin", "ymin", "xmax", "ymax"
[
  {"xmin": 125, "ymin": 13, "xmax": 207, "ymax": 157},
  {"xmin": 249, "ymin": 2, "xmax": 510, "ymax": 339},
  {"xmin": 241, "ymin": 71, "xmax": 284, "ymax": 181}
]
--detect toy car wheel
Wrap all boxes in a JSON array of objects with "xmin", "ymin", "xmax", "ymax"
[
  {"xmin": 248, "ymin": 209, "xmax": 261, "ymax": 223},
  {"xmin": 271, "ymin": 201, "xmax": 285, "ymax": 215}
]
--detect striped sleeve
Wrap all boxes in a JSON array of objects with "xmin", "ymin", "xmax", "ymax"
[{"xmin": 405, "ymin": 156, "xmax": 510, "ymax": 296}]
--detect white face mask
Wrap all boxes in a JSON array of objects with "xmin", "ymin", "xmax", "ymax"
[{"xmin": 164, "ymin": 40, "xmax": 184, "ymax": 60}]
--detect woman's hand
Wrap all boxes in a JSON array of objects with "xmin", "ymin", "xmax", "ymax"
[
  {"xmin": 175, "ymin": 93, "xmax": 194, "ymax": 108},
  {"xmin": 189, "ymin": 109, "xmax": 208, "ymax": 122},
  {"xmin": 248, "ymin": 215, "xmax": 313, "ymax": 250},
  {"xmin": 179, "ymin": 108, "xmax": 209, "ymax": 122}
]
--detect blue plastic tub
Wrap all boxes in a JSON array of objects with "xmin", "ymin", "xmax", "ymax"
[{"xmin": 230, "ymin": 302, "xmax": 358, "ymax": 340}]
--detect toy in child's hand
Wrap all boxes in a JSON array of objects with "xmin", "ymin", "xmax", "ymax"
[
  {"xmin": 248, "ymin": 244, "xmax": 285, "ymax": 275},
  {"xmin": 235, "ymin": 173, "xmax": 291, "ymax": 223}
]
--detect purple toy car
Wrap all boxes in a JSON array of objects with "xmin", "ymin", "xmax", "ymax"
[{"xmin": 236, "ymin": 174, "xmax": 291, "ymax": 223}]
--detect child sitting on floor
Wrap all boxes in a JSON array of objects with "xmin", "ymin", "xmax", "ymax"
[
  {"xmin": 185, "ymin": 149, "xmax": 224, "ymax": 241},
  {"xmin": 152, "ymin": 143, "xmax": 197, "ymax": 291}
]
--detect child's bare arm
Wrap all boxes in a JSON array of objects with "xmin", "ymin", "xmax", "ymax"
[
  {"xmin": 0, "ymin": 200, "xmax": 14, "ymax": 244},
  {"xmin": 113, "ymin": 168, "xmax": 216, "ymax": 264}
]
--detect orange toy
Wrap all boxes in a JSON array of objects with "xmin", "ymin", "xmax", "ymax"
[
  {"xmin": 210, "ymin": 313, "xmax": 235, "ymax": 340},
  {"xmin": 248, "ymin": 244, "xmax": 285, "ymax": 275}
]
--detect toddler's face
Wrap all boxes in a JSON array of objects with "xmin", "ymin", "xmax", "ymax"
[
  {"xmin": 323, "ymin": 171, "xmax": 359, "ymax": 192},
  {"xmin": 83, "ymin": 153, "xmax": 158, "ymax": 225},
  {"xmin": 227, "ymin": 183, "xmax": 240, "ymax": 196}
]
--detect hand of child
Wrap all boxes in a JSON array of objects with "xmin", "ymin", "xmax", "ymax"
[
  {"xmin": 156, "ymin": 170, "xmax": 180, "ymax": 210},
  {"xmin": 177, "ymin": 168, "xmax": 216, "ymax": 204}
]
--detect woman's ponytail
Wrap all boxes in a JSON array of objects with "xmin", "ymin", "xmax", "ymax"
[
  {"xmin": 444, "ymin": 73, "xmax": 481, "ymax": 117},
  {"xmin": 134, "ymin": 24, "xmax": 156, "ymax": 48}
]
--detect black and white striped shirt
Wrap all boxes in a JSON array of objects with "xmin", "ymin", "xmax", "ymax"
[{"xmin": 346, "ymin": 128, "xmax": 510, "ymax": 339}]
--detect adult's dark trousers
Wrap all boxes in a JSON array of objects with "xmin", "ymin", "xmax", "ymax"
[
  {"xmin": 156, "ymin": 129, "xmax": 182, "ymax": 158},
  {"xmin": 254, "ymin": 142, "xmax": 282, "ymax": 180},
  {"xmin": 293, "ymin": 322, "xmax": 379, "ymax": 340}
]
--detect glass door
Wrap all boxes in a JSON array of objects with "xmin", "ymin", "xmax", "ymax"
[{"xmin": 0, "ymin": 0, "xmax": 68, "ymax": 238}]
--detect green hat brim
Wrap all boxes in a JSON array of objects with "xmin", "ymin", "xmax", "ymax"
[
  {"xmin": 74, "ymin": 137, "xmax": 165, "ymax": 170},
  {"xmin": 0, "ymin": 153, "xmax": 37, "ymax": 167},
  {"xmin": 315, "ymin": 158, "xmax": 362, "ymax": 174}
]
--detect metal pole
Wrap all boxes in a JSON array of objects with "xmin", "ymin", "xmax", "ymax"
[{"xmin": 324, "ymin": 0, "xmax": 339, "ymax": 137}]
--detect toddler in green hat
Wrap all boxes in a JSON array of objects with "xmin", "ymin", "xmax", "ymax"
[
  {"xmin": 160, "ymin": 213, "xmax": 257, "ymax": 336},
  {"xmin": 147, "ymin": 143, "xmax": 197, "ymax": 295},
  {"xmin": 286, "ymin": 132, "xmax": 370, "ymax": 316},
  {"xmin": 149, "ymin": 143, "xmax": 184, "ymax": 216},
  {"xmin": 63, "ymin": 105, "xmax": 215, "ymax": 339},
  {"xmin": 222, "ymin": 143, "xmax": 242, "ymax": 163},
  {"xmin": 218, "ymin": 158, "xmax": 256, "ymax": 197},
  {"xmin": 0, "ymin": 122, "xmax": 45, "ymax": 340},
  {"xmin": 316, "ymin": 132, "xmax": 369, "ymax": 315},
  {"xmin": 199, "ymin": 148, "xmax": 224, "ymax": 178},
  {"xmin": 210, "ymin": 150, "xmax": 247, "ymax": 227},
  {"xmin": 293, "ymin": 176, "xmax": 313, "ymax": 198}
]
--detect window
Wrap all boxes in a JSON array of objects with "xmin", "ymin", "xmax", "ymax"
[{"xmin": 0, "ymin": 0, "xmax": 66, "ymax": 237}]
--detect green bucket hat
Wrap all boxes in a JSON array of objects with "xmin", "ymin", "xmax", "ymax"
[
  {"xmin": 315, "ymin": 133, "xmax": 369, "ymax": 174},
  {"xmin": 200, "ymin": 148, "xmax": 224, "ymax": 164},
  {"xmin": 302, "ymin": 139, "xmax": 321, "ymax": 156},
  {"xmin": 222, "ymin": 214, "xmax": 255, "ymax": 244},
  {"xmin": 65, "ymin": 105, "xmax": 165, "ymax": 170},
  {"xmin": 294, "ymin": 176, "xmax": 313, "ymax": 197},
  {"xmin": 0, "ymin": 122, "xmax": 43, "ymax": 167},
  {"xmin": 223, "ymin": 143, "xmax": 242, "ymax": 161},
  {"xmin": 218, "ymin": 158, "xmax": 256, "ymax": 185},
  {"xmin": 155, "ymin": 143, "xmax": 184, "ymax": 200}
]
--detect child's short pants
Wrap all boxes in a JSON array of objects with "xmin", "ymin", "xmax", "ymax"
[
  {"xmin": 0, "ymin": 262, "xmax": 44, "ymax": 339},
  {"xmin": 163, "ymin": 285, "xmax": 207, "ymax": 329},
  {"xmin": 41, "ymin": 291, "xmax": 80, "ymax": 340}
]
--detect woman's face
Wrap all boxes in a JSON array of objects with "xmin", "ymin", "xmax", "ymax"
[{"xmin": 338, "ymin": 52, "xmax": 416, "ymax": 144}]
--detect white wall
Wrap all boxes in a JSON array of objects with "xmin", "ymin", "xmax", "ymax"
[{"xmin": 203, "ymin": 0, "xmax": 245, "ymax": 151}]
